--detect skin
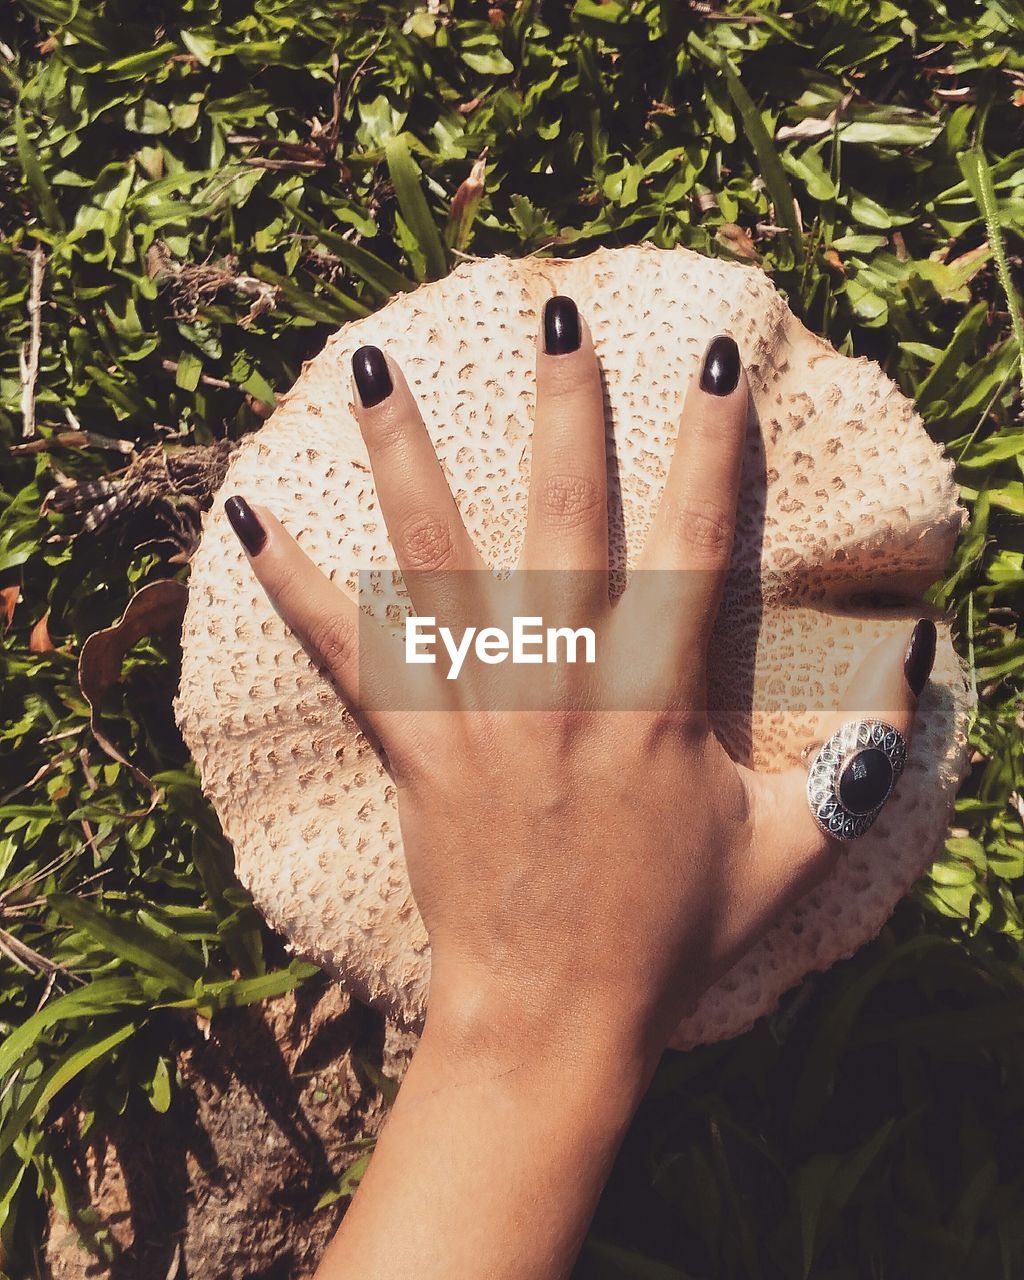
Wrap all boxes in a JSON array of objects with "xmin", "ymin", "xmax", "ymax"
[{"xmin": 229, "ymin": 308, "xmax": 925, "ymax": 1280}]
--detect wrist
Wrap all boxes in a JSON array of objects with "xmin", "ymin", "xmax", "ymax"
[{"xmin": 420, "ymin": 960, "xmax": 664, "ymax": 1113}]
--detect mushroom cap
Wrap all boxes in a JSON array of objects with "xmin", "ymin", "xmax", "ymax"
[{"xmin": 174, "ymin": 246, "xmax": 972, "ymax": 1049}]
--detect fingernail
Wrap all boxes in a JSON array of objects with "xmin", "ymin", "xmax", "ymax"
[
  {"xmin": 904, "ymin": 619, "xmax": 936, "ymax": 696},
  {"xmin": 352, "ymin": 345, "xmax": 392, "ymax": 408},
  {"xmin": 543, "ymin": 296, "xmax": 581, "ymax": 355},
  {"xmin": 700, "ymin": 335, "xmax": 741, "ymax": 396},
  {"xmin": 225, "ymin": 495, "xmax": 267, "ymax": 556}
]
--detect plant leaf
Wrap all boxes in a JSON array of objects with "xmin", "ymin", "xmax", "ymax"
[
  {"xmin": 14, "ymin": 105, "xmax": 64, "ymax": 231},
  {"xmin": 49, "ymin": 894, "xmax": 216, "ymax": 993},
  {"xmin": 690, "ymin": 35, "xmax": 803, "ymax": 263},
  {"xmin": 288, "ymin": 205, "xmax": 416, "ymax": 299},
  {"xmin": 385, "ymin": 135, "xmax": 449, "ymax": 281},
  {"xmin": 959, "ymin": 146, "xmax": 1024, "ymax": 401}
]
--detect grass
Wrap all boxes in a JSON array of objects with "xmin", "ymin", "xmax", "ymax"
[{"xmin": 0, "ymin": 0, "xmax": 1022, "ymax": 1275}]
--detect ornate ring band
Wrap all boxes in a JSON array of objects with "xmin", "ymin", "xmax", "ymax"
[{"xmin": 806, "ymin": 718, "xmax": 908, "ymax": 842}]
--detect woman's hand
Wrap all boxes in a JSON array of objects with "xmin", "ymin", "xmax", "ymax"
[{"xmin": 224, "ymin": 296, "xmax": 934, "ymax": 1279}]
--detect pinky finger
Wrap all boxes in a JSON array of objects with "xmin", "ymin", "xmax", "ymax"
[{"xmin": 744, "ymin": 618, "xmax": 937, "ymax": 900}]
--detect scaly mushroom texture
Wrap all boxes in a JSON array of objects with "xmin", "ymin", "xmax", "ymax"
[{"xmin": 174, "ymin": 246, "xmax": 972, "ymax": 1049}]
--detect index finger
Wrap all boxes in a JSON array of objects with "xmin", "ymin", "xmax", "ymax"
[{"xmin": 224, "ymin": 495, "xmax": 412, "ymax": 746}]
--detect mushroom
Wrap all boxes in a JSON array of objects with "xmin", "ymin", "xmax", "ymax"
[{"xmin": 174, "ymin": 246, "xmax": 972, "ymax": 1049}]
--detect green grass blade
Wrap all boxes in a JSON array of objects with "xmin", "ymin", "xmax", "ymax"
[
  {"xmin": 916, "ymin": 300, "xmax": 988, "ymax": 409},
  {"xmin": 690, "ymin": 35, "xmax": 803, "ymax": 263},
  {"xmin": 19, "ymin": 0, "xmax": 111, "ymax": 49},
  {"xmin": 15, "ymin": 105, "xmax": 64, "ymax": 232},
  {"xmin": 720, "ymin": 61, "xmax": 803, "ymax": 262},
  {"xmin": 0, "ymin": 1151, "xmax": 29, "ymax": 1242},
  {"xmin": 960, "ymin": 147, "xmax": 1024, "ymax": 401},
  {"xmin": 385, "ymin": 135, "xmax": 449, "ymax": 281},
  {"xmin": 192, "ymin": 960, "xmax": 320, "ymax": 1013},
  {"xmin": 288, "ymin": 204, "xmax": 417, "ymax": 299},
  {"xmin": 0, "ymin": 978, "xmax": 140, "ymax": 1082},
  {"xmin": 579, "ymin": 1238, "xmax": 701, "ymax": 1279},
  {"xmin": 790, "ymin": 934, "xmax": 951, "ymax": 1137},
  {"xmin": 250, "ymin": 265, "xmax": 370, "ymax": 324},
  {"xmin": 150, "ymin": 771, "xmax": 266, "ymax": 979},
  {"xmin": 0, "ymin": 1022, "xmax": 135, "ymax": 1161},
  {"xmin": 50, "ymin": 894, "xmax": 216, "ymax": 992}
]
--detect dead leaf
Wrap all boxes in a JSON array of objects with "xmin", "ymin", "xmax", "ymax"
[
  {"xmin": 935, "ymin": 87, "xmax": 976, "ymax": 102},
  {"xmin": 78, "ymin": 579, "xmax": 189, "ymax": 796},
  {"xmin": 29, "ymin": 609, "xmax": 55, "ymax": 652},
  {"xmin": 717, "ymin": 223, "xmax": 761, "ymax": 263},
  {"xmin": 944, "ymin": 239, "xmax": 990, "ymax": 275},
  {"xmin": 1, "ymin": 585, "xmax": 19, "ymax": 629},
  {"xmin": 775, "ymin": 116, "xmax": 835, "ymax": 143},
  {"xmin": 446, "ymin": 149, "xmax": 488, "ymax": 251},
  {"xmin": 245, "ymin": 392, "xmax": 276, "ymax": 420},
  {"xmin": 776, "ymin": 91, "xmax": 853, "ymax": 143},
  {"xmin": 164, "ymin": 1243, "xmax": 183, "ymax": 1280},
  {"xmin": 823, "ymin": 247, "xmax": 846, "ymax": 276}
]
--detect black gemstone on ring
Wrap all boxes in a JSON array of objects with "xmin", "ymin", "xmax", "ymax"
[{"xmin": 837, "ymin": 748, "xmax": 894, "ymax": 815}]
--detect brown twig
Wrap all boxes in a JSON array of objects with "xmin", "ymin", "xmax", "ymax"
[
  {"xmin": 241, "ymin": 156, "xmax": 326, "ymax": 171},
  {"xmin": 160, "ymin": 358, "xmax": 233, "ymax": 390},
  {"xmin": 9, "ymin": 430, "xmax": 136, "ymax": 457},
  {"xmin": 148, "ymin": 242, "xmax": 278, "ymax": 325},
  {"xmin": 19, "ymin": 245, "xmax": 45, "ymax": 439},
  {"xmin": 0, "ymin": 926, "xmax": 62, "ymax": 976}
]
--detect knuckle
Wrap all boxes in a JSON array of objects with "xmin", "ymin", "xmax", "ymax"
[
  {"xmin": 654, "ymin": 706, "xmax": 709, "ymax": 748},
  {"xmin": 358, "ymin": 401, "xmax": 405, "ymax": 452},
  {"xmin": 396, "ymin": 511, "xmax": 456, "ymax": 573},
  {"xmin": 671, "ymin": 500, "xmax": 733, "ymax": 559},
  {"xmin": 533, "ymin": 706, "xmax": 586, "ymax": 746},
  {"xmin": 305, "ymin": 610, "xmax": 358, "ymax": 675},
  {"xmin": 387, "ymin": 725, "xmax": 445, "ymax": 791},
  {"xmin": 541, "ymin": 357, "xmax": 593, "ymax": 397},
  {"xmin": 538, "ymin": 472, "xmax": 604, "ymax": 528}
]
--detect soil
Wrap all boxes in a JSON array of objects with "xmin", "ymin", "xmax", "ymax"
[{"xmin": 42, "ymin": 982, "xmax": 416, "ymax": 1279}]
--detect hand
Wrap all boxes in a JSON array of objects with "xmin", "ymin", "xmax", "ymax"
[
  {"xmin": 224, "ymin": 296, "xmax": 935, "ymax": 1279},
  {"xmin": 225, "ymin": 296, "xmax": 931, "ymax": 1056}
]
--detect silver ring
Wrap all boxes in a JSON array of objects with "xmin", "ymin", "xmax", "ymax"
[{"xmin": 806, "ymin": 719, "xmax": 908, "ymax": 841}]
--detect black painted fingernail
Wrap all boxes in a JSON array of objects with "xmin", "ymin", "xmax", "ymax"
[
  {"xmin": 904, "ymin": 618, "xmax": 936, "ymax": 696},
  {"xmin": 352, "ymin": 345, "xmax": 392, "ymax": 408},
  {"xmin": 543, "ymin": 296, "xmax": 581, "ymax": 355},
  {"xmin": 700, "ymin": 335, "xmax": 741, "ymax": 396},
  {"xmin": 225, "ymin": 495, "xmax": 267, "ymax": 556}
]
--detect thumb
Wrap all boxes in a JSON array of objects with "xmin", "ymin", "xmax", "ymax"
[{"xmin": 744, "ymin": 617, "xmax": 937, "ymax": 900}]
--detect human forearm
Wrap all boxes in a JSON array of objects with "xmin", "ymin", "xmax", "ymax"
[
  {"xmin": 315, "ymin": 993, "xmax": 657, "ymax": 1280},
  {"xmin": 232, "ymin": 306, "xmax": 934, "ymax": 1280}
]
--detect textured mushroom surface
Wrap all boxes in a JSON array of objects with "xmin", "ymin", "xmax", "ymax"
[{"xmin": 174, "ymin": 246, "xmax": 972, "ymax": 1049}]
